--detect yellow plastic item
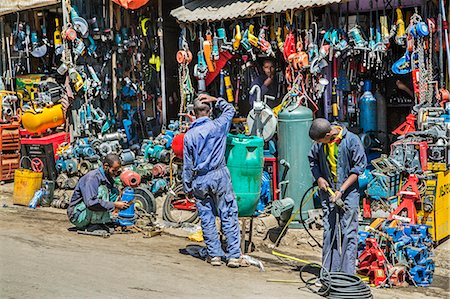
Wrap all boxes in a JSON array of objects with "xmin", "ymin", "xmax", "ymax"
[
  {"xmin": 395, "ymin": 8, "xmax": 406, "ymax": 38},
  {"xmin": 233, "ymin": 24, "xmax": 241, "ymax": 51},
  {"xmin": 332, "ymin": 103, "xmax": 339, "ymax": 117},
  {"xmin": 224, "ymin": 75, "xmax": 234, "ymax": 103},
  {"xmin": 188, "ymin": 230, "xmax": 204, "ymax": 242},
  {"xmin": 380, "ymin": 16, "xmax": 389, "ymax": 39},
  {"xmin": 248, "ymin": 24, "xmax": 259, "ymax": 48},
  {"xmin": 13, "ymin": 168, "xmax": 43, "ymax": 206},
  {"xmin": 54, "ymin": 18, "xmax": 62, "ymax": 47},
  {"xmin": 417, "ymin": 171, "xmax": 450, "ymax": 243},
  {"xmin": 272, "ymin": 103, "xmax": 282, "ymax": 116},
  {"xmin": 21, "ymin": 104, "xmax": 65, "ymax": 133}
]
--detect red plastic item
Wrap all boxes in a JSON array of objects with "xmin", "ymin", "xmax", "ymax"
[
  {"xmin": 31, "ymin": 158, "xmax": 44, "ymax": 173},
  {"xmin": 172, "ymin": 133, "xmax": 185, "ymax": 159},
  {"xmin": 264, "ymin": 156, "xmax": 278, "ymax": 201},
  {"xmin": 392, "ymin": 114, "xmax": 416, "ymax": 135},
  {"xmin": 205, "ymin": 51, "xmax": 233, "ymax": 86},
  {"xmin": 357, "ymin": 238, "xmax": 387, "ymax": 286},
  {"xmin": 112, "ymin": 0, "xmax": 149, "ymax": 9},
  {"xmin": 363, "ymin": 197, "xmax": 371, "ymax": 218},
  {"xmin": 283, "ymin": 31, "xmax": 296, "ymax": 61},
  {"xmin": 120, "ymin": 170, "xmax": 141, "ymax": 187},
  {"xmin": 20, "ymin": 132, "xmax": 70, "ymax": 159}
]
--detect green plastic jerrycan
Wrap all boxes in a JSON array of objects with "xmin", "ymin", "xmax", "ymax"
[{"xmin": 225, "ymin": 134, "xmax": 264, "ymax": 217}]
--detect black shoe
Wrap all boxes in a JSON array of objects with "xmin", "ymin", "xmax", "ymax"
[{"xmin": 99, "ymin": 223, "xmax": 115, "ymax": 234}]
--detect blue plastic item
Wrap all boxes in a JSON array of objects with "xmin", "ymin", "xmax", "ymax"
[
  {"xmin": 28, "ymin": 189, "xmax": 44, "ymax": 209},
  {"xmin": 254, "ymin": 171, "xmax": 271, "ymax": 215},
  {"xmin": 117, "ymin": 187, "xmax": 135, "ymax": 226}
]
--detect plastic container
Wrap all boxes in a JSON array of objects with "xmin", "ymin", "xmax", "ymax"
[
  {"xmin": 226, "ymin": 134, "xmax": 264, "ymax": 217},
  {"xmin": 13, "ymin": 157, "xmax": 43, "ymax": 206},
  {"xmin": 28, "ymin": 189, "xmax": 43, "ymax": 209}
]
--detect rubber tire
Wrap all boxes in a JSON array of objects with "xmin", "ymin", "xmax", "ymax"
[
  {"xmin": 134, "ymin": 186, "xmax": 157, "ymax": 214},
  {"xmin": 162, "ymin": 183, "xmax": 199, "ymax": 224}
]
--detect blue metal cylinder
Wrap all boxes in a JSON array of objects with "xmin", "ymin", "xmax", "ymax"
[
  {"xmin": 118, "ymin": 187, "xmax": 135, "ymax": 226},
  {"xmin": 359, "ymin": 81, "xmax": 378, "ymax": 133}
]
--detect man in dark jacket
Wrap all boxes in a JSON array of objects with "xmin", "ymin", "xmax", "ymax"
[
  {"xmin": 308, "ymin": 118, "xmax": 367, "ymax": 274},
  {"xmin": 183, "ymin": 94, "xmax": 241, "ymax": 268},
  {"xmin": 67, "ymin": 154, "xmax": 129, "ymax": 230},
  {"xmin": 249, "ymin": 59, "xmax": 280, "ymax": 108}
]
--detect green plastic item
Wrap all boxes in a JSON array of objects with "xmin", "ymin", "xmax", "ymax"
[
  {"xmin": 225, "ymin": 134, "xmax": 264, "ymax": 217},
  {"xmin": 277, "ymin": 103, "xmax": 314, "ymax": 223}
]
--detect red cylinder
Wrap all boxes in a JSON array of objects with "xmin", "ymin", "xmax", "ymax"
[
  {"xmin": 172, "ymin": 133, "xmax": 185, "ymax": 159},
  {"xmin": 120, "ymin": 170, "xmax": 141, "ymax": 187}
]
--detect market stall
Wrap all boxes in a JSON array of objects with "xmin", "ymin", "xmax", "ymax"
[
  {"xmin": 0, "ymin": 0, "xmax": 196, "ymax": 224},
  {"xmin": 170, "ymin": 0, "xmax": 450, "ymax": 289}
]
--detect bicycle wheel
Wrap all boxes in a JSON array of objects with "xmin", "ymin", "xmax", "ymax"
[{"xmin": 163, "ymin": 183, "xmax": 199, "ymax": 224}]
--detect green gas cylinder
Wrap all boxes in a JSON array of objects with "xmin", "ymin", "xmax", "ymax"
[
  {"xmin": 225, "ymin": 134, "xmax": 264, "ymax": 217},
  {"xmin": 277, "ymin": 103, "xmax": 314, "ymax": 223}
]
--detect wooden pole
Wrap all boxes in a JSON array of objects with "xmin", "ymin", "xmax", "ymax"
[{"xmin": 158, "ymin": 0, "xmax": 167, "ymax": 125}]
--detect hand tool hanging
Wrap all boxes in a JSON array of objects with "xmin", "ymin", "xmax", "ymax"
[{"xmin": 193, "ymin": 26, "xmax": 208, "ymax": 93}]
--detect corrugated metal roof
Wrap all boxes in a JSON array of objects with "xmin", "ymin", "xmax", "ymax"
[
  {"xmin": 0, "ymin": 0, "xmax": 60, "ymax": 16},
  {"xmin": 171, "ymin": 0, "xmax": 341, "ymax": 23}
]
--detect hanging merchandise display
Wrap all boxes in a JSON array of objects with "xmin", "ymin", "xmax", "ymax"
[
  {"xmin": 169, "ymin": 0, "xmax": 449, "ymax": 289},
  {"xmin": 0, "ymin": 0, "xmax": 448, "ymax": 292}
]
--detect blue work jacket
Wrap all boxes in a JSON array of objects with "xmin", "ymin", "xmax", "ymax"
[
  {"xmin": 67, "ymin": 168, "xmax": 116, "ymax": 218},
  {"xmin": 183, "ymin": 98, "xmax": 235, "ymax": 194},
  {"xmin": 308, "ymin": 126, "xmax": 367, "ymax": 207}
]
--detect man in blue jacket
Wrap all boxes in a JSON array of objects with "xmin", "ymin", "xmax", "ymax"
[
  {"xmin": 183, "ymin": 94, "xmax": 241, "ymax": 268},
  {"xmin": 308, "ymin": 118, "xmax": 367, "ymax": 274},
  {"xmin": 67, "ymin": 154, "xmax": 129, "ymax": 231}
]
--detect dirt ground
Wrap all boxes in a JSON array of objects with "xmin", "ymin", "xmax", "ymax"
[{"xmin": 0, "ymin": 183, "xmax": 448, "ymax": 299}]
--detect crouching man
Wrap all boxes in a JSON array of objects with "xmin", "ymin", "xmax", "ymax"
[{"xmin": 67, "ymin": 154, "xmax": 129, "ymax": 231}]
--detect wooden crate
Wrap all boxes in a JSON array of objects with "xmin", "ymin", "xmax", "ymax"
[
  {"xmin": 0, "ymin": 124, "xmax": 20, "ymax": 153},
  {"xmin": 0, "ymin": 153, "xmax": 20, "ymax": 181}
]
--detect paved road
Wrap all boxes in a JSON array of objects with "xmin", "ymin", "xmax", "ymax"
[
  {"xmin": 0, "ymin": 205, "xmax": 447, "ymax": 299},
  {"xmin": 0, "ymin": 207, "xmax": 318, "ymax": 299}
]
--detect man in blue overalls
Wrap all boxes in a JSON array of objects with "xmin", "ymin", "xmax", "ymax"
[
  {"xmin": 183, "ymin": 94, "xmax": 241, "ymax": 268},
  {"xmin": 308, "ymin": 118, "xmax": 367, "ymax": 274},
  {"xmin": 67, "ymin": 154, "xmax": 129, "ymax": 232}
]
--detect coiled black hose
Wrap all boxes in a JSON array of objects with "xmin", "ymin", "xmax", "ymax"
[
  {"xmin": 298, "ymin": 188, "xmax": 372, "ymax": 299},
  {"xmin": 300, "ymin": 263, "xmax": 372, "ymax": 299}
]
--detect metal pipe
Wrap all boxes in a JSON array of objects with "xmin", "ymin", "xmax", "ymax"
[
  {"xmin": 0, "ymin": 17, "xmax": 6, "ymax": 77},
  {"xmin": 158, "ymin": 0, "xmax": 167, "ymax": 125},
  {"xmin": 110, "ymin": 0, "xmax": 117, "ymax": 115},
  {"xmin": 6, "ymin": 36, "xmax": 12, "ymax": 88},
  {"xmin": 438, "ymin": 9, "xmax": 444, "ymax": 86},
  {"xmin": 441, "ymin": 0, "xmax": 450, "ymax": 83}
]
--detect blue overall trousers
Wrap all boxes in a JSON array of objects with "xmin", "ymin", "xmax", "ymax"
[{"xmin": 309, "ymin": 127, "xmax": 367, "ymax": 274}]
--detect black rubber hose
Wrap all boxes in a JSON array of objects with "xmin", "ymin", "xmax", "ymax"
[
  {"xmin": 300, "ymin": 263, "xmax": 372, "ymax": 299},
  {"xmin": 299, "ymin": 186, "xmax": 323, "ymax": 248}
]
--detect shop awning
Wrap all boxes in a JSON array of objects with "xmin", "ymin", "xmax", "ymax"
[
  {"xmin": 0, "ymin": 0, "xmax": 60, "ymax": 16},
  {"xmin": 171, "ymin": 0, "xmax": 341, "ymax": 23}
]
